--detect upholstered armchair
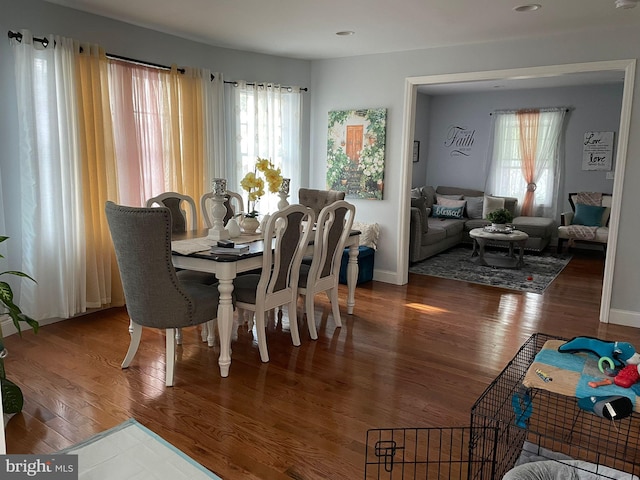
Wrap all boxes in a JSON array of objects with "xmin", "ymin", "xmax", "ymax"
[{"xmin": 557, "ymin": 192, "xmax": 612, "ymax": 253}]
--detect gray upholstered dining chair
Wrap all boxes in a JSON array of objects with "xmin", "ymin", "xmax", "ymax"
[
  {"xmin": 105, "ymin": 201, "xmax": 221, "ymax": 387},
  {"xmin": 297, "ymin": 200, "xmax": 355, "ymax": 339},
  {"xmin": 233, "ymin": 204, "xmax": 315, "ymax": 363},
  {"xmin": 298, "ymin": 188, "xmax": 346, "ymax": 218}
]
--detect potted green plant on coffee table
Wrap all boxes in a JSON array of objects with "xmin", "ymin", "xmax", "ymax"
[
  {"xmin": 486, "ymin": 208, "xmax": 513, "ymax": 230},
  {"xmin": 1, "ymin": 236, "xmax": 38, "ymax": 419}
]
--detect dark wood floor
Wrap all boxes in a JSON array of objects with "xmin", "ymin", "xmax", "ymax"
[{"xmin": 4, "ymin": 250, "xmax": 640, "ymax": 479}]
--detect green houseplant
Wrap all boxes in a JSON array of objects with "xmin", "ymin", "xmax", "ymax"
[
  {"xmin": 0, "ymin": 236, "xmax": 39, "ymax": 415},
  {"xmin": 486, "ymin": 208, "xmax": 513, "ymax": 226}
]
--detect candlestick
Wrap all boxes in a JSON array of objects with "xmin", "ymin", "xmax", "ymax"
[{"xmin": 207, "ymin": 178, "xmax": 230, "ymax": 241}]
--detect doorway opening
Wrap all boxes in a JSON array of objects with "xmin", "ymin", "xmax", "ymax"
[{"xmin": 398, "ymin": 60, "xmax": 637, "ymax": 323}]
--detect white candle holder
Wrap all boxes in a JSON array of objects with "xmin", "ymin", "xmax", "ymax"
[
  {"xmin": 207, "ymin": 178, "xmax": 230, "ymax": 241},
  {"xmin": 277, "ymin": 178, "xmax": 290, "ymax": 210}
]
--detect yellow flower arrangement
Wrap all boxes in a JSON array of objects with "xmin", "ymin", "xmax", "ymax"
[{"xmin": 240, "ymin": 157, "xmax": 283, "ymax": 217}]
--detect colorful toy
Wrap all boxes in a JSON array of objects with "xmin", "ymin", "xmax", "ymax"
[
  {"xmin": 558, "ymin": 336, "xmax": 640, "ymax": 368},
  {"xmin": 588, "ymin": 378, "xmax": 612, "ymax": 388},
  {"xmin": 614, "ymin": 364, "xmax": 640, "ymax": 388}
]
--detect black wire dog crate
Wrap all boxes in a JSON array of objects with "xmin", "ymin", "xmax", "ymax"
[{"xmin": 365, "ymin": 333, "xmax": 640, "ymax": 479}]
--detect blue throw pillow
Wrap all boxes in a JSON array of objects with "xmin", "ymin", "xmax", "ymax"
[
  {"xmin": 432, "ymin": 204, "xmax": 464, "ymax": 219},
  {"xmin": 572, "ymin": 203, "xmax": 605, "ymax": 227}
]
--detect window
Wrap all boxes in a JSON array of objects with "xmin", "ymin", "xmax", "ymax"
[
  {"xmin": 486, "ymin": 109, "xmax": 566, "ymax": 218},
  {"xmin": 225, "ymin": 82, "xmax": 302, "ymax": 213}
]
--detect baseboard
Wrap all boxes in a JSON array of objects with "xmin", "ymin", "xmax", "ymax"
[
  {"xmin": 372, "ymin": 268, "xmax": 400, "ymax": 285},
  {"xmin": 1, "ymin": 314, "xmax": 62, "ymax": 337},
  {"xmin": 608, "ymin": 308, "xmax": 640, "ymax": 328}
]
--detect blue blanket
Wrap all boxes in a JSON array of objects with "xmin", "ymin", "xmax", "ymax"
[{"xmin": 523, "ymin": 339, "xmax": 639, "ymax": 413}]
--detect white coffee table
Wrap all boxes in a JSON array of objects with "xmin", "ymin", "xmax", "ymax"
[{"xmin": 468, "ymin": 227, "xmax": 529, "ymax": 269}]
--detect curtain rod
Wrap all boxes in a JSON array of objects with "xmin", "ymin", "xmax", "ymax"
[
  {"xmin": 490, "ymin": 107, "xmax": 571, "ymax": 115},
  {"xmin": 8, "ymin": 30, "xmax": 308, "ymax": 92}
]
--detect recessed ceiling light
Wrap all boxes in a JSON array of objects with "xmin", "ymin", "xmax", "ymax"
[
  {"xmin": 336, "ymin": 31, "xmax": 355, "ymax": 36},
  {"xmin": 514, "ymin": 4, "xmax": 541, "ymax": 12}
]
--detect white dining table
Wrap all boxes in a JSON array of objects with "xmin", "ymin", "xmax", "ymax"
[{"xmin": 171, "ymin": 229, "xmax": 361, "ymax": 377}]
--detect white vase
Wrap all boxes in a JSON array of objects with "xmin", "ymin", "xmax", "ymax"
[
  {"xmin": 226, "ymin": 218, "xmax": 241, "ymax": 238},
  {"xmin": 241, "ymin": 216, "xmax": 260, "ymax": 234}
]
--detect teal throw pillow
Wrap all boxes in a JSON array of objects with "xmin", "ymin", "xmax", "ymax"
[
  {"xmin": 432, "ymin": 204, "xmax": 464, "ymax": 219},
  {"xmin": 572, "ymin": 203, "xmax": 605, "ymax": 227}
]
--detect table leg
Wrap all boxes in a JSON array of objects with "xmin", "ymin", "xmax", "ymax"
[
  {"xmin": 215, "ymin": 267, "xmax": 236, "ymax": 377},
  {"xmin": 517, "ymin": 240, "xmax": 526, "ymax": 268},
  {"xmin": 346, "ymin": 243, "xmax": 359, "ymax": 314},
  {"xmin": 475, "ymin": 238, "xmax": 488, "ymax": 266}
]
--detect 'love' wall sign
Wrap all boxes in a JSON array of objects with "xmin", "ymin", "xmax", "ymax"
[{"xmin": 582, "ymin": 131, "xmax": 614, "ymax": 171}]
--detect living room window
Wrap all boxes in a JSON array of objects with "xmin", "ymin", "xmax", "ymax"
[{"xmin": 486, "ymin": 108, "xmax": 566, "ymax": 218}]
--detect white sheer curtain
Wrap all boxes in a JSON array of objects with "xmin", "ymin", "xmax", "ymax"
[
  {"xmin": 11, "ymin": 31, "xmax": 87, "ymax": 319},
  {"xmin": 202, "ymin": 72, "xmax": 227, "ymax": 190},
  {"xmin": 485, "ymin": 108, "xmax": 566, "ymax": 218},
  {"xmin": 225, "ymin": 81, "xmax": 302, "ymax": 214}
]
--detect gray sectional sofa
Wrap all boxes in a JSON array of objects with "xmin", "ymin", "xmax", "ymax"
[{"xmin": 409, "ymin": 186, "xmax": 556, "ymax": 264}]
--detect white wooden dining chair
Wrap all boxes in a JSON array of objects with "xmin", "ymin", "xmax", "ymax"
[
  {"xmin": 201, "ymin": 190, "xmax": 245, "ymax": 228},
  {"xmin": 298, "ymin": 200, "xmax": 355, "ymax": 339},
  {"xmin": 233, "ymin": 204, "xmax": 315, "ymax": 362},
  {"xmin": 147, "ymin": 191, "xmax": 217, "ymax": 344},
  {"xmin": 146, "ymin": 191, "xmax": 198, "ymax": 233}
]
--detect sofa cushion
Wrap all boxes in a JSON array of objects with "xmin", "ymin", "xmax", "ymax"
[
  {"xmin": 464, "ymin": 218, "xmax": 490, "ymax": 231},
  {"xmin": 421, "ymin": 226, "xmax": 447, "ymax": 246},
  {"xmin": 482, "ymin": 195, "xmax": 505, "ymax": 218},
  {"xmin": 437, "ymin": 197, "xmax": 466, "ymax": 208},
  {"xmin": 432, "ymin": 204, "xmax": 465, "ymax": 219},
  {"xmin": 411, "ymin": 197, "xmax": 429, "ymax": 233},
  {"xmin": 512, "ymin": 216, "xmax": 555, "ymax": 238},
  {"xmin": 422, "ymin": 186, "xmax": 436, "ymax": 208},
  {"xmin": 436, "ymin": 186, "xmax": 484, "ymax": 198},
  {"xmin": 572, "ymin": 204, "xmax": 606, "ymax": 227},
  {"xmin": 429, "ymin": 217, "xmax": 465, "ymax": 237},
  {"xmin": 464, "ymin": 196, "xmax": 484, "ymax": 219},
  {"xmin": 437, "ymin": 194, "xmax": 464, "ymax": 201}
]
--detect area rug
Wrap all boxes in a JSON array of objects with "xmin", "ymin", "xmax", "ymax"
[
  {"xmin": 58, "ymin": 418, "xmax": 221, "ymax": 479},
  {"xmin": 409, "ymin": 246, "xmax": 572, "ymax": 294}
]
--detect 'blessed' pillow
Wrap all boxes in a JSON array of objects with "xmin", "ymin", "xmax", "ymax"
[
  {"xmin": 432, "ymin": 204, "xmax": 464, "ymax": 219},
  {"xmin": 572, "ymin": 203, "xmax": 606, "ymax": 227}
]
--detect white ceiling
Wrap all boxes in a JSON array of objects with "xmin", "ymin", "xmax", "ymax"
[{"xmin": 44, "ymin": 0, "xmax": 640, "ymax": 61}]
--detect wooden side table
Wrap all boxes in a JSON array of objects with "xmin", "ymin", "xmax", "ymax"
[{"xmin": 469, "ymin": 227, "xmax": 529, "ymax": 269}]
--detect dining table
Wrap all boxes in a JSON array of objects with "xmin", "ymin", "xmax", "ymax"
[{"xmin": 171, "ymin": 228, "xmax": 361, "ymax": 377}]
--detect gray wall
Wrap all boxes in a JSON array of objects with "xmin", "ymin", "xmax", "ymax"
[
  {"xmin": 1, "ymin": 0, "xmax": 310, "ymax": 278},
  {"xmin": 411, "ymin": 94, "xmax": 429, "ymax": 187},
  {"xmin": 416, "ymin": 84, "xmax": 623, "ymax": 220},
  {"xmin": 310, "ymin": 26, "xmax": 640, "ymax": 324}
]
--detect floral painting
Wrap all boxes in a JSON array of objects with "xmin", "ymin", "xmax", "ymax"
[{"xmin": 326, "ymin": 108, "xmax": 386, "ymax": 200}]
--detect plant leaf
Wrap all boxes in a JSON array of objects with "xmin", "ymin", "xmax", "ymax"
[
  {"xmin": 0, "ymin": 270, "xmax": 37, "ymax": 283},
  {"xmin": 1, "ymin": 377, "xmax": 24, "ymax": 414}
]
